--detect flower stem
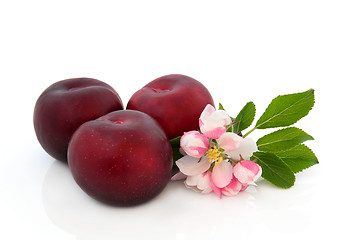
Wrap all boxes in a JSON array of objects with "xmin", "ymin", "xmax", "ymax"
[{"xmin": 243, "ymin": 126, "xmax": 257, "ymax": 138}]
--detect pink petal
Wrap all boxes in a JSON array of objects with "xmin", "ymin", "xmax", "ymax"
[
  {"xmin": 185, "ymin": 181, "xmax": 202, "ymax": 193},
  {"xmin": 211, "ymin": 161, "xmax": 233, "ymax": 188},
  {"xmin": 211, "ymin": 110, "xmax": 232, "ymax": 125},
  {"xmin": 218, "ymin": 132, "xmax": 242, "ymax": 152},
  {"xmin": 185, "ymin": 172, "xmax": 212, "ymax": 194},
  {"xmin": 238, "ymin": 137, "xmax": 258, "ymax": 159},
  {"xmin": 175, "ymin": 155, "xmax": 211, "ymax": 176},
  {"xmin": 209, "ymin": 173, "xmax": 222, "ymax": 198},
  {"xmin": 199, "ymin": 104, "xmax": 231, "ymax": 139},
  {"xmin": 171, "ymin": 171, "xmax": 187, "ymax": 181},
  {"xmin": 187, "ymin": 146, "xmax": 208, "ymax": 158},
  {"xmin": 234, "ymin": 160, "xmax": 262, "ymax": 184},
  {"xmin": 202, "ymin": 126, "xmax": 226, "ymax": 139},
  {"xmin": 240, "ymin": 183, "xmax": 249, "ymax": 192},
  {"xmin": 197, "ymin": 172, "xmax": 212, "ymax": 193},
  {"xmin": 222, "ymin": 177, "xmax": 242, "ymax": 196},
  {"xmin": 200, "ymin": 104, "xmax": 216, "ymax": 119},
  {"xmin": 221, "ymin": 137, "xmax": 258, "ymax": 160},
  {"xmin": 180, "ymin": 131, "xmax": 209, "ymax": 158},
  {"xmin": 185, "ymin": 174, "xmax": 202, "ymax": 187},
  {"xmin": 241, "ymin": 160, "xmax": 261, "ymax": 176}
]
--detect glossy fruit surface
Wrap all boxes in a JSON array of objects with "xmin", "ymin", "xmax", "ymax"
[
  {"xmin": 34, "ymin": 77, "xmax": 123, "ymax": 162},
  {"xmin": 127, "ymin": 74, "xmax": 214, "ymax": 139},
  {"xmin": 68, "ymin": 110, "xmax": 173, "ymax": 206}
]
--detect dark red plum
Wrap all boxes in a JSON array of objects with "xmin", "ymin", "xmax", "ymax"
[
  {"xmin": 68, "ymin": 110, "xmax": 173, "ymax": 206},
  {"xmin": 34, "ymin": 78, "xmax": 123, "ymax": 162},
  {"xmin": 127, "ymin": 74, "xmax": 214, "ymax": 139}
]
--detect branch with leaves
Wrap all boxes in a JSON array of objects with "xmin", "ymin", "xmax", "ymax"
[
  {"xmin": 171, "ymin": 89, "xmax": 318, "ymax": 190},
  {"xmin": 225, "ymin": 89, "xmax": 317, "ymax": 188}
]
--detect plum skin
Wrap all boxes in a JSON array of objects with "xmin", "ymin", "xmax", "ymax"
[
  {"xmin": 33, "ymin": 78, "xmax": 123, "ymax": 162},
  {"xmin": 126, "ymin": 74, "xmax": 214, "ymax": 140},
  {"xmin": 68, "ymin": 110, "xmax": 173, "ymax": 206}
]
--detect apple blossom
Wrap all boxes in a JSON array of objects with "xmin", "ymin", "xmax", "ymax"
[
  {"xmin": 180, "ymin": 130, "xmax": 209, "ymax": 158},
  {"xmin": 209, "ymin": 174, "xmax": 222, "ymax": 198},
  {"xmin": 211, "ymin": 161, "xmax": 233, "ymax": 188},
  {"xmin": 173, "ymin": 104, "xmax": 262, "ymax": 198},
  {"xmin": 222, "ymin": 176, "xmax": 248, "ymax": 197},
  {"xmin": 176, "ymin": 155, "xmax": 211, "ymax": 176},
  {"xmin": 209, "ymin": 172, "xmax": 250, "ymax": 198},
  {"xmin": 199, "ymin": 104, "xmax": 231, "ymax": 139},
  {"xmin": 217, "ymin": 132, "xmax": 258, "ymax": 160},
  {"xmin": 185, "ymin": 171, "xmax": 212, "ymax": 193},
  {"xmin": 234, "ymin": 160, "xmax": 262, "ymax": 185}
]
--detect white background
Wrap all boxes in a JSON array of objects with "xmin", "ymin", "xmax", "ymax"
[{"xmin": 1, "ymin": 0, "xmax": 359, "ymax": 239}]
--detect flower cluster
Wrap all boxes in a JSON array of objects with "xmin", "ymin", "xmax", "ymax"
[{"xmin": 173, "ymin": 104, "xmax": 262, "ymax": 198}]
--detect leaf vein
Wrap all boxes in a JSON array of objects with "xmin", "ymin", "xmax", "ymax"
[{"xmin": 256, "ymin": 90, "xmax": 314, "ymax": 129}]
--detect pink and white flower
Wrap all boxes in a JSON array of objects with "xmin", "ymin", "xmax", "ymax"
[
  {"xmin": 184, "ymin": 171, "xmax": 212, "ymax": 193},
  {"xmin": 199, "ymin": 104, "xmax": 232, "ymax": 139},
  {"xmin": 174, "ymin": 104, "xmax": 262, "ymax": 198},
  {"xmin": 180, "ymin": 130, "xmax": 209, "ymax": 158},
  {"xmin": 209, "ymin": 173, "xmax": 249, "ymax": 198},
  {"xmin": 211, "ymin": 160, "xmax": 233, "ymax": 188},
  {"xmin": 217, "ymin": 132, "xmax": 258, "ymax": 160},
  {"xmin": 234, "ymin": 160, "xmax": 262, "ymax": 185},
  {"xmin": 176, "ymin": 155, "xmax": 211, "ymax": 176},
  {"xmin": 222, "ymin": 177, "xmax": 248, "ymax": 197}
]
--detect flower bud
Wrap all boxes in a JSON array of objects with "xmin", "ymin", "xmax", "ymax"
[
  {"xmin": 180, "ymin": 130, "xmax": 209, "ymax": 158},
  {"xmin": 234, "ymin": 160, "xmax": 262, "ymax": 184},
  {"xmin": 222, "ymin": 176, "xmax": 248, "ymax": 196},
  {"xmin": 199, "ymin": 104, "xmax": 231, "ymax": 139}
]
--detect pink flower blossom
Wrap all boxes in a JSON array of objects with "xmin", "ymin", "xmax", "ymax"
[
  {"xmin": 222, "ymin": 176, "xmax": 248, "ymax": 197},
  {"xmin": 180, "ymin": 130, "xmax": 209, "ymax": 158},
  {"xmin": 234, "ymin": 160, "xmax": 262, "ymax": 185},
  {"xmin": 199, "ymin": 104, "xmax": 231, "ymax": 139},
  {"xmin": 173, "ymin": 104, "xmax": 262, "ymax": 198},
  {"xmin": 176, "ymin": 155, "xmax": 211, "ymax": 176},
  {"xmin": 210, "ymin": 174, "xmax": 249, "ymax": 198},
  {"xmin": 217, "ymin": 132, "xmax": 258, "ymax": 160},
  {"xmin": 209, "ymin": 173, "xmax": 223, "ymax": 198},
  {"xmin": 175, "ymin": 154, "xmax": 234, "ymax": 188},
  {"xmin": 184, "ymin": 171, "xmax": 212, "ymax": 194},
  {"xmin": 211, "ymin": 161, "xmax": 233, "ymax": 188}
]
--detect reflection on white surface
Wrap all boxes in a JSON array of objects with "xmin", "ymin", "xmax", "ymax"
[{"xmin": 42, "ymin": 160, "xmax": 320, "ymax": 240}]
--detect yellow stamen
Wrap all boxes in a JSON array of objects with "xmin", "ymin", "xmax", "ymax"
[{"xmin": 206, "ymin": 146, "xmax": 223, "ymax": 165}]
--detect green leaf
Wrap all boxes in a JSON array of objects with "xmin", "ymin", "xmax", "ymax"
[
  {"xmin": 226, "ymin": 125, "xmax": 233, "ymax": 132},
  {"xmin": 276, "ymin": 144, "xmax": 319, "ymax": 173},
  {"xmin": 170, "ymin": 136, "xmax": 181, "ymax": 147},
  {"xmin": 255, "ymin": 89, "xmax": 315, "ymax": 129},
  {"xmin": 233, "ymin": 101, "xmax": 256, "ymax": 134},
  {"xmin": 252, "ymin": 151, "xmax": 295, "ymax": 189},
  {"xmin": 218, "ymin": 103, "xmax": 225, "ymax": 111},
  {"xmin": 257, "ymin": 127, "xmax": 314, "ymax": 152},
  {"xmin": 170, "ymin": 136, "xmax": 183, "ymax": 164}
]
